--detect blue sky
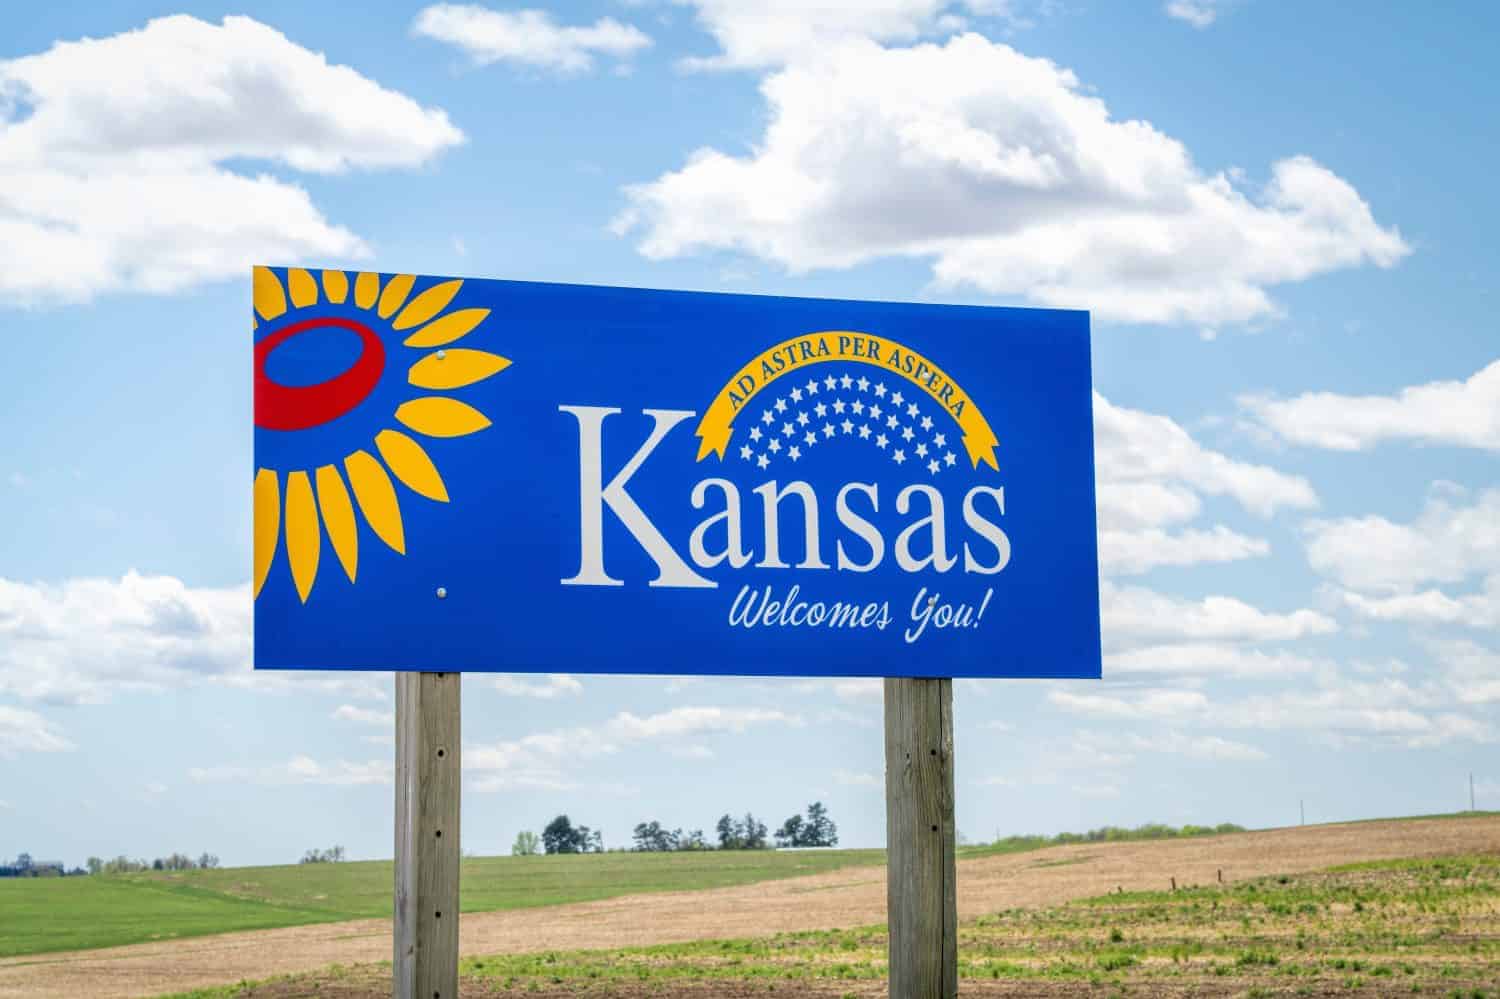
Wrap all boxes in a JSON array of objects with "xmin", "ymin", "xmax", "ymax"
[{"xmin": 2, "ymin": 0, "xmax": 1497, "ymax": 866}]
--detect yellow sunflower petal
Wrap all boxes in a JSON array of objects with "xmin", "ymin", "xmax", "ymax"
[
  {"xmin": 392, "ymin": 280, "xmax": 463, "ymax": 331},
  {"xmin": 287, "ymin": 268, "xmax": 318, "ymax": 309},
  {"xmin": 284, "ymin": 471, "xmax": 321, "ymax": 603},
  {"xmin": 253, "ymin": 266, "xmax": 286, "ymax": 322},
  {"xmin": 378, "ymin": 274, "xmax": 417, "ymax": 319},
  {"xmin": 322, "ymin": 269, "xmax": 348, "ymax": 304},
  {"xmin": 375, "ymin": 429, "xmax": 449, "ymax": 502},
  {"xmin": 344, "ymin": 450, "xmax": 406, "ymax": 555},
  {"xmin": 354, "ymin": 271, "xmax": 380, "ymax": 310},
  {"xmin": 408, "ymin": 349, "xmax": 511, "ymax": 390},
  {"xmin": 402, "ymin": 308, "xmax": 491, "ymax": 348},
  {"xmin": 395, "ymin": 397, "xmax": 492, "ymax": 438},
  {"xmin": 252, "ymin": 468, "xmax": 280, "ymax": 599},
  {"xmin": 315, "ymin": 464, "xmax": 359, "ymax": 583}
]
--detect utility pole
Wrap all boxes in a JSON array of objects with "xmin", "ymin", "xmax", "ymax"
[
  {"xmin": 1471, "ymin": 773, "xmax": 1476, "ymax": 812},
  {"xmin": 1299, "ymin": 799, "xmax": 1304, "ymax": 827}
]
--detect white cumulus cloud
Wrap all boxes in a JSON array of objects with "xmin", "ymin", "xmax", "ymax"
[
  {"xmin": 0, "ymin": 705, "xmax": 75, "ymax": 758},
  {"xmin": 616, "ymin": 33, "xmax": 1406, "ymax": 326},
  {"xmin": 0, "ymin": 571, "xmax": 387, "ymax": 704},
  {"xmin": 1165, "ymin": 1, "xmax": 1231, "ymax": 28},
  {"xmin": 413, "ymin": 5, "xmax": 651, "ymax": 74},
  {"xmin": 1305, "ymin": 487, "xmax": 1500, "ymax": 594},
  {"xmin": 1093, "ymin": 393, "xmax": 1316, "ymax": 575},
  {"xmin": 0, "ymin": 14, "xmax": 463, "ymax": 305},
  {"xmin": 1242, "ymin": 359, "xmax": 1500, "ymax": 453}
]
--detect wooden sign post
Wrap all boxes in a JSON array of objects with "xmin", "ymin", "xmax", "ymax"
[
  {"xmin": 884, "ymin": 677, "xmax": 957, "ymax": 999},
  {"xmin": 394, "ymin": 672, "xmax": 461, "ymax": 999}
]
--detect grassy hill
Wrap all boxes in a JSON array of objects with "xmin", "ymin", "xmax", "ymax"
[
  {"xmin": 0, "ymin": 847, "xmax": 881, "ymax": 957},
  {"xmin": 10, "ymin": 814, "xmax": 1492, "ymax": 960}
]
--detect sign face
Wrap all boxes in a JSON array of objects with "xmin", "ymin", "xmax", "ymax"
[{"xmin": 252, "ymin": 268, "xmax": 1100, "ymax": 678}]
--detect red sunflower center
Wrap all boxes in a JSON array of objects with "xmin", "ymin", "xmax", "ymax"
[{"xmin": 254, "ymin": 317, "xmax": 386, "ymax": 431}]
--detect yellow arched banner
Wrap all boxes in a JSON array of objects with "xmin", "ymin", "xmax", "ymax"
[{"xmin": 695, "ymin": 331, "xmax": 999, "ymax": 470}]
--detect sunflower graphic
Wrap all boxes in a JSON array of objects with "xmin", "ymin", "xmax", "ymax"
[{"xmin": 252, "ymin": 267, "xmax": 509, "ymax": 603}]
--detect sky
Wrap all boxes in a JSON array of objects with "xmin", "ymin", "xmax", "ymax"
[{"xmin": 2, "ymin": 0, "xmax": 1497, "ymax": 867}]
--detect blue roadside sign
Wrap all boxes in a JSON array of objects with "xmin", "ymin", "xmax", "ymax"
[{"xmin": 252, "ymin": 267, "xmax": 1100, "ymax": 678}]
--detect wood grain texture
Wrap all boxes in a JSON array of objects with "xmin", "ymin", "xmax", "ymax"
[
  {"xmin": 394, "ymin": 672, "xmax": 461, "ymax": 999},
  {"xmin": 884, "ymin": 677, "xmax": 956, "ymax": 999}
]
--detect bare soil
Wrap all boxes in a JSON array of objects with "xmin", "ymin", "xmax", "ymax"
[{"xmin": 2, "ymin": 815, "xmax": 1497, "ymax": 999}]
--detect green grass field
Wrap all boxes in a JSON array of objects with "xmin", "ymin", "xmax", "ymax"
[
  {"xmin": 0, "ymin": 848, "xmax": 880, "ymax": 958},
  {"xmin": 161, "ymin": 853, "xmax": 1500, "ymax": 998}
]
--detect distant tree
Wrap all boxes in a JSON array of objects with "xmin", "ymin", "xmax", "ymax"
[
  {"xmin": 776, "ymin": 804, "xmax": 838, "ymax": 848},
  {"xmin": 576, "ymin": 825, "xmax": 603, "ymax": 854},
  {"xmin": 742, "ymin": 813, "xmax": 768, "ymax": 849},
  {"xmin": 14, "ymin": 853, "xmax": 32, "ymax": 872},
  {"xmin": 632, "ymin": 821, "xmax": 679, "ymax": 852},
  {"xmin": 198, "ymin": 853, "xmax": 220, "ymax": 870},
  {"xmin": 680, "ymin": 829, "xmax": 709, "ymax": 851},
  {"xmin": 86, "ymin": 857, "xmax": 103, "ymax": 875},
  {"xmin": 512, "ymin": 830, "xmax": 541, "ymax": 856},
  {"xmin": 804, "ymin": 802, "xmax": 838, "ymax": 847},
  {"xmin": 543, "ymin": 815, "xmax": 583, "ymax": 854},
  {"xmin": 716, "ymin": 814, "xmax": 741, "ymax": 850},
  {"xmin": 152, "ymin": 858, "xmax": 164, "ymax": 871},
  {"xmin": 300, "ymin": 845, "xmax": 346, "ymax": 864}
]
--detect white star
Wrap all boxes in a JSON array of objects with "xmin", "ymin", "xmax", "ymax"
[
  {"xmin": 797, "ymin": 411, "xmax": 811, "ymax": 426},
  {"xmin": 789, "ymin": 445, "xmax": 802, "ymax": 461},
  {"xmin": 920, "ymin": 415, "xmax": 934, "ymax": 431},
  {"xmin": 761, "ymin": 410, "xmax": 774, "ymax": 425},
  {"xmin": 790, "ymin": 387, "xmax": 803, "ymax": 403},
  {"xmin": 774, "ymin": 397, "xmax": 788, "ymax": 413},
  {"xmin": 876, "ymin": 433, "xmax": 889, "ymax": 449},
  {"xmin": 887, "ymin": 415, "xmax": 900, "ymax": 429},
  {"xmin": 841, "ymin": 419, "xmax": 854, "ymax": 434},
  {"xmin": 824, "ymin": 375, "xmax": 837, "ymax": 389},
  {"xmin": 823, "ymin": 423, "xmax": 836, "ymax": 438},
  {"xmin": 805, "ymin": 379, "xmax": 818, "ymax": 395},
  {"xmin": 893, "ymin": 449, "xmax": 906, "ymax": 464},
  {"xmin": 868, "ymin": 404, "xmax": 882, "ymax": 420},
  {"xmin": 739, "ymin": 444, "xmax": 753, "ymax": 460},
  {"xmin": 768, "ymin": 438, "xmax": 782, "ymax": 453},
  {"xmin": 933, "ymin": 432, "xmax": 947, "ymax": 447},
  {"xmin": 915, "ymin": 442, "xmax": 929, "ymax": 458},
  {"xmin": 944, "ymin": 451, "xmax": 957, "ymax": 466},
  {"xmin": 858, "ymin": 424, "xmax": 871, "ymax": 439},
  {"xmin": 907, "ymin": 403, "xmax": 919, "ymax": 419},
  {"xmin": 782, "ymin": 422, "xmax": 795, "ymax": 437},
  {"xmin": 851, "ymin": 400, "xmax": 865, "ymax": 415},
  {"xmin": 927, "ymin": 459, "xmax": 940, "ymax": 475},
  {"xmin": 891, "ymin": 390, "xmax": 905, "ymax": 406},
  {"xmin": 874, "ymin": 383, "xmax": 888, "ymax": 398},
  {"xmin": 804, "ymin": 431, "xmax": 818, "ymax": 446},
  {"xmin": 756, "ymin": 453, "xmax": 770, "ymax": 469},
  {"xmin": 902, "ymin": 426, "xmax": 915, "ymax": 442},
  {"xmin": 749, "ymin": 426, "xmax": 763, "ymax": 442},
  {"xmin": 832, "ymin": 398, "xmax": 846, "ymax": 414},
  {"xmin": 857, "ymin": 376, "xmax": 870, "ymax": 392},
  {"xmin": 814, "ymin": 402, "xmax": 828, "ymax": 417},
  {"xmin": 839, "ymin": 373, "xmax": 853, "ymax": 389}
]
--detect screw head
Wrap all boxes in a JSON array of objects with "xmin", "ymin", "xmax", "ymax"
[
  {"xmin": 435, "ymin": 586, "xmax": 448, "ymax": 599},
  {"xmin": 436, "ymin": 349, "xmax": 447, "ymax": 359}
]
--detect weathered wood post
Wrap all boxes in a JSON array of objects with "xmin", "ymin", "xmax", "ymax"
[
  {"xmin": 884, "ymin": 677, "xmax": 957, "ymax": 999},
  {"xmin": 395, "ymin": 672, "xmax": 461, "ymax": 999}
]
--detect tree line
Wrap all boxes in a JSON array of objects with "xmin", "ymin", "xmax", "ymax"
[
  {"xmin": 0, "ymin": 851, "xmax": 222, "ymax": 877},
  {"xmin": 511, "ymin": 803, "xmax": 838, "ymax": 855}
]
